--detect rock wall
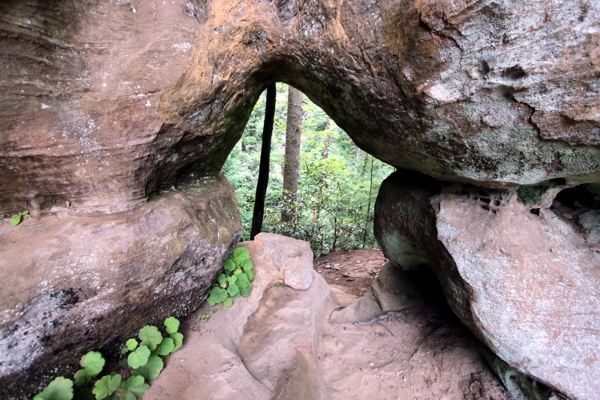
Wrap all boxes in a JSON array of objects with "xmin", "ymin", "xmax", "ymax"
[
  {"xmin": 374, "ymin": 169, "xmax": 600, "ymax": 400},
  {"xmin": 0, "ymin": 175, "xmax": 242, "ymax": 397},
  {"xmin": 1, "ymin": 0, "xmax": 599, "ymax": 216}
]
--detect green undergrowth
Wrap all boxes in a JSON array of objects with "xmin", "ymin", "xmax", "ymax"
[
  {"xmin": 207, "ymin": 247, "xmax": 254, "ymax": 308},
  {"xmin": 34, "ymin": 317, "xmax": 183, "ymax": 400}
]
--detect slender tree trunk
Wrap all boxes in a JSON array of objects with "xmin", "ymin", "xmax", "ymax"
[
  {"xmin": 362, "ymin": 156, "xmax": 374, "ymax": 249},
  {"xmin": 322, "ymin": 116, "xmax": 331, "ymax": 159},
  {"xmin": 250, "ymin": 83, "xmax": 276, "ymax": 239},
  {"xmin": 281, "ymin": 85, "xmax": 303, "ymax": 224}
]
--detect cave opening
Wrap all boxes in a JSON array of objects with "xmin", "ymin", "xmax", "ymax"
[{"xmin": 222, "ymin": 82, "xmax": 394, "ymax": 257}]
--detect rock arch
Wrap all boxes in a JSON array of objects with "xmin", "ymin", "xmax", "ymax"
[{"xmin": 0, "ymin": 0, "xmax": 599, "ymax": 398}]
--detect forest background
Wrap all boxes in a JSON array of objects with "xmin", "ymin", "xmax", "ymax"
[{"xmin": 223, "ymin": 83, "xmax": 394, "ymax": 256}]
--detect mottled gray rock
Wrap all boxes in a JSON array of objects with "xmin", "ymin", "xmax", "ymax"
[
  {"xmin": 0, "ymin": 175, "xmax": 242, "ymax": 398},
  {"xmin": 375, "ymin": 170, "xmax": 600, "ymax": 400},
  {"xmin": 255, "ymin": 233, "xmax": 314, "ymax": 290}
]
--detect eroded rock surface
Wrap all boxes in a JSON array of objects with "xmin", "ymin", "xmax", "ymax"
[
  {"xmin": 0, "ymin": 175, "xmax": 242, "ymax": 398},
  {"xmin": 148, "ymin": 235, "xmax": 507, "ymax": 400},
  {"xmin": 1, "ymin": 0, "xmax": 599, "ymax": 215},
  {"xmin": 254, "ymin": 233, "xmax": 314, "ymax": 290},
  {"xmin": 375, "ymin": 169, "xmax": 600, "ymax": 399}
]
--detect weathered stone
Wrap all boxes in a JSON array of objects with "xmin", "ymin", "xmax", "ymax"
[
  {"xmin": 254, "ymin": 233, "xmax": 314, "ymax": 290},
  {"xmin": 1, "ymin": 0, "xmax": 599, "ymax": 217},
  {"xmin": 374, "ymin": 169, "xmax": 600, "ymax": 400},
  {"xmin": 148, "ymin": 235, "xmax": 507, "ymax": 400},
  {"xmin": 0, "ymin": 0, "xmax": 599, "ymax": 398},
  {"xmin": 0, "ymin": 175, "xmax": 242, "ymax": 398},
  {"xmin": 145, "ymin": 239, "xmax": 336, "ymax": 400}
]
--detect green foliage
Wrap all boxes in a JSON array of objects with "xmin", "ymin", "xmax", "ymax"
[
  {"xmin": 164, "ymin": 317, "xmax": 180, "ymax": 334},
  {"xmin": 134, "ymin": 355, "xmax": 163, "ymax": 381},
  {"xmin": 81, "ymin": 352, "xmax": 105, "ymax": 377},
  {"xmin": 34, "ymin": 376, "xmax": 73, "ymax": 400},
  {"xmin": 74, "ymin": 370, "xmax": 92, "ymax": 387},
  {"xmin": 157, "ymin": 338, "xmax": 175, "ymax": 356},
  {"xmin": 138, "ymin": 326, "xmax": 162, "ymax": 351},
  {"xmin": 117, "ymin": 376, "xmax": 149, "ymax": 400},
  {"xmin": 125, "ymin": 339, "xmax": 138, "ymax": 352},
  {"xmin": 92, "ymin": 374, "xmax": 121, "ymax": 399},
  {"xmin": 170, "ymin": 332, "xmax": 184, "ymax": 351},
  {"xmin": 35, "ymin": 317, "xmax": 183, "ymax": 400},
  {"xmin": 198, "ymin": 311, "xmax": 214, "ymax": 324},
  {"xmin": 127, "ymin": 346, "xmax": 150, "ymax": 369},
  {"xmin": 9, "ymin": 210, "xmax": 29, "ymax": 227},
  {"xmin": 206, "ymin": 248, "xmax": 254, "ymax": 309},
  {"xmin": 222, "ymin": 84, "xmax": 393, "ymax": 255}
]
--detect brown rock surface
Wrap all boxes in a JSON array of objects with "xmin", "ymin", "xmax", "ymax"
[
  {"xmin": 375, "ymin": 169, "xmax": 600, "ymax": 400},
  {"xmin": 148, "ymin": 235, "xmax": 508, "ymax": 400},
  {"xmin": 0, "ymin": 175, "xmax": 242, "ymax": 398},
  {"xmin": 1, "ymin": 0, "xmax": 599, "ymax": 398},
  {"xmin": 1, "ymin": 0, "xmax": 599, "ymax": 215}
]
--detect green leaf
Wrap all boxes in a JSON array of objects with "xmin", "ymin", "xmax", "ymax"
[
  {"xmin": 164, "ymin": 317, "xmax": 180, "ymax": 334},
  {"xmin": 80, "ymin": 351, "xmax": 105, "ymax": 377},
  {"xmin": 119, "ymin": 376, "xmax": 149, "ymax": 400},
  {"xmin": 127, "ymin": 345, "xmax": 150, "ymax": 369},
  {"xmin": 9, "ymin": 215, "xmax": 21, "ymax": 227},
  {"xmin": 240, "ymin": 284, "xmax": 252, "ymax": 298},
  {"xmin": 138, "ymin": 325, "xmax": 162, "ymax": 351},
  {"xmin": 208, "ymin": 286, "xmax": 227, "ymax": 305},
  {"xmin": 74, "ymin": 370, "xmax": 91, "ymax": 387},
  {"xmin": 134, "ymin": 355, "xmax": 163, "ymax": 381},
  {"xmin": 232, "ymin": 247, "xmax": 250, "ymax": 262},
  {"xmin": 237, "ymin": 273, "xmax": 249, "ymax": 286},
  {"xmin": 227, "ymin": 284, "xmax": 240, "ymax": 298},
  {"xmin": 226, "ymin": 275, "xmax": 237, "ymax": 285},
  {"xmin": 157, "ymin": 337, "xmax": 175, "ymax": 356},
  {"xmin": 126, "ymin": 338, "xmax": 138, "ymax": 351},
  {"xmin": 217, "ymin": 273, "xmax": 227, "ymax": 286},
  {"xmin": 241, "ymin": 259, "xmax": 253, "ymax": 271},
  {"xmin": 223, "ymin": 298, "xmax": 233, "ymax": 308},
  {"xmin": 223, "ymin": 259, "xmax": 236, "ymax": 272},
  {"xmin": 170, "ymin": 332, "xmax": 184, "ymax": 351},
  {"xmin": 22, "ymin": 210, "xmax": 29, "ymax": 216},
  {"xmin": 234, "ymin": 268, "xmax": 242, "ymax": 275},
  {"xmin": 34, "ymin": 376, "xmax": 73, "ymax": 400},
  {"xmin": 246, "ymin": 270, "xmax": 255, "ymax": 283},
  {"xmin": 92, "ymin": 374, "xmax": 121, "ymax": 400}
]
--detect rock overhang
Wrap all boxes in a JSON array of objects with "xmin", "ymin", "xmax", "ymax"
[{"xmin": 1, "ymin": 0, "xmax": 599, "ymax": 216}]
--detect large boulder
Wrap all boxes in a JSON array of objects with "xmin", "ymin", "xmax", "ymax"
[
  {"xmin": 0, "ymin": 175, "xmax": 242, "ymax": 398},
  {"xmin": 374, "ymin": 169, "xmax": 600, "ymax": 400},
  {"xmin": 1, "ymin": 0, "xmax": 599, "ymax": 216}
]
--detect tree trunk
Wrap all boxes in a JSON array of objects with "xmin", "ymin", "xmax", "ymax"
[
  {"xmin": 322, "ymin": 116, "xmax": 331, "ymax": 159},
  {"xmin": 281, "ymin": 85, "xmax": 303, "ymax": 224},
  {"xmin": 250, "ymin": 83, "xmax": 276, "ymax": 239}
]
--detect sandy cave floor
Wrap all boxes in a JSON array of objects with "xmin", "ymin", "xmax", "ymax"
[{"xmin": 150, "ymin": 249, "xmax": 509, "ymax": 400}]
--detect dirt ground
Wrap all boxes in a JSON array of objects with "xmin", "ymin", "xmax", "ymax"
[{"xmin": 314, "ymin": 249, "xmax": 387, "ymax": 297}]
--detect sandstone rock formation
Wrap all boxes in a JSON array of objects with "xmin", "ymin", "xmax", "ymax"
[
  {"xmin": 1, "ymin": 0, "xmax": 599, "ymax": 216},
  {"xmin": 374, "ymin": 169, "xmax": 600, "ymax": 400},
  {"xmin": 0, "ymin": 175, "xmax": 242, "ymax": 397},
  {"xmin": 147, "ymin": 236, "xmax": 507, "ymax": 400},
  {"xmin": 1, "ymin": 0, "xmax": 599, "ymax": 398},
  {"xmin": 254, "ymin": 233, "xmax": 314, "ymax": 290}
]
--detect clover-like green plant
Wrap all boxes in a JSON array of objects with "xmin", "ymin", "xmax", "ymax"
[
  {"xmin": 206, "ymin": 247, "xmax": 254, "ymax": 308},
  {"xmin": 34, "ymin": 317, "xmax": 184, "ymax": 400},
  {"xmin": 9, "ymin": 210, "xmax": 29, "ymax": 227},
  {"xmin": 34, "ymin": 376, "xmax": 73, "ymax": 400}
]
